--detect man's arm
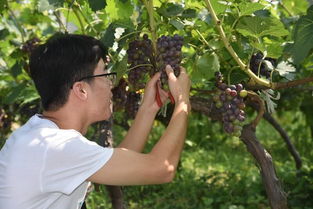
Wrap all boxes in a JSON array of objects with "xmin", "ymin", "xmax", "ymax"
[
  {"xmin": 117, "ymin": 72, "xmax": 168, "ymax": 152},
  {"xmin": 87, "ymin": 66, "xmax": 190, "ymax": 185}
]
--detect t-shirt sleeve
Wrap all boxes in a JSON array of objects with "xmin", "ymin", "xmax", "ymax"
[{"xmin": 41, "ymin": 132, "xmax": 113, "ymax": 194}]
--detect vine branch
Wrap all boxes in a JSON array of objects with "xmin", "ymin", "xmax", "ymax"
[
  {"xmin": 247, "ymin": 91, "xmax": 265, "ymax": 128},
  {"xmin": 203, "ymin": 0, "xmax": 271, "ymax": 87},
  {"xmin": 143, "ymin": 0, "xmax": 157, "ymax": 53},
  {"xmin": 246, "ymin": 76, "xmax": 313, "ymax": 90}
]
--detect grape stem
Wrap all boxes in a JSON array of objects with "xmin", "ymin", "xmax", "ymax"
[
  {"xmin": 203, "ymin": 0, "xmax": 271, "ymax": 88},
  {"xmin": 142, "ymin": 0, "xmax": 157, "ymax": 53},
  {"xmin": 128, "ymin": 64, "xmax": 154, "ymax": 71},
  {"xmin": 53, "ymin": 11, "xmax": 69, "ymax": 33},
  {"xmin": 72, "ymin": 3, "xmax": 85, "ymax": 34},
  {"xmin": 247, "ymin": 91, "xmax": 265, "ymax": 129}
]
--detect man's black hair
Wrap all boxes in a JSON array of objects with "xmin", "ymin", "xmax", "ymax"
[{"xmin": 29, "ymin": 33, "xmax": 108, "ymax": 111}]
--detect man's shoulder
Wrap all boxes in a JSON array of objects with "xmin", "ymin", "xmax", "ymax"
[{"xmin": 9, "ymin": 114, "xmax": 85, "ymax": 148}]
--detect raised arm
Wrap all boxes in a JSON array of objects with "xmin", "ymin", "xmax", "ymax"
[
  {"xmin": 117, "ymin": 72, "xmax": 168, "ymax": 152},
  {"xmin": 87, "ymin": 65, "xmax": 190, "ymax": 185}
]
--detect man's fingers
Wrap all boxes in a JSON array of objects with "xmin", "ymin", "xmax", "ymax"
[
  {"xmin": 147, "ymin": 72, "xmax": 161, "ymax": 87},
  {"xmin": 179, "ymin": 66, "xmax": 187, "ymax": 74},
  {"xmin": 165, "ymin": 65, "xmax": 176, "ymax": 81}
]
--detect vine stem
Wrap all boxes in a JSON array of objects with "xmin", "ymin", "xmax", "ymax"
[
  {"xmin": 72, "ymin": 5, "xmax": 85, "ymax": 34},
  {"xmin": 53, "ymin": 11, "xmax": 68, "ymax": 32},
  {"xmin": 128, "ymin": 64, "xmax": 153, "ymax": 71},
  {"xmin": 143, "ymin": 0, "xmax": 157, "ymax": 53},
  {"xmin": 7, "ymin": 4, "xmax": 25, "ymax": 43},
  {"xmin": 203, "ymin": 0, "xmax": 271, "ymax": 88},
  {"xmin": 76, "ymin": 3, "xmax": 98, "ymax": 34},
  {"xmin": 247, "ymin": 91, "xmax": 265, "ymax": 129}
]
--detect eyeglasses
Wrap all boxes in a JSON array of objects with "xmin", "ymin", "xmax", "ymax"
[{"xmin": 78, "ymin": 72, "xmax": 117, "ymax": 84}]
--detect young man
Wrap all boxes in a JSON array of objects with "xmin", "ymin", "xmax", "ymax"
[{"xmin": 0, "ymin": 33, "xmax": 191, "ymax": 209}]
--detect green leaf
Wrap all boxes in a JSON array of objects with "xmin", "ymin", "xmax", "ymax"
[
  {"xmin": 112, "ymin": 55, "xmax": 128, "ymax": 83},
  {"xmin": 157, "ymin": 3, "xmax": 184, "ymax": 18},
  {"xmin": 37, "ymin": 0, "xmax": 63, "ymax": 12},
  {"xmin": 210, "ymin": 0, "xmax": 228, "ymax": 15},
  {"xmin": 88, "ymin": 0, "xmax": 107, "ymax": 12},
  {"xmin": 236, "ymin": 16, "xmax": 289, "ymax": 39},
  {"xmin": 275, "ymin": 60, "xmax": 296, "ymax": 80},
  {"xmin": 105, "ymin": 0, "xmax": 133, "ymax": 20},
  {"xmin": 11, "ymin": 61, "xmax": 22, "ymax": 78},
  {"xmin": 3, "ymin": 83, "xmax": 25, "ymax": 104},
  {"xmin": 290, "ymin": 5, "xmax": 313, "ymax": 65},
  {"xmin": 100, "ymin": 20, "xmax": 134, "ymax": 48},
  {"xmin": 181, "ymin": 9, "xmax": 197, "ymax": 18},
  {"xmin": 238, "ymin": 2, "xmax": 264, "ymax": 16},
  {"xmin": 169, "ymin": 19, "xmax": 184, "ymax": 30},
  {"xmin": 0, "ymin": 0, "xmax": 7, "ymax": 14},
  {"xmin": 193, "ymin": 52, "xmax": 220, "ymax": 81}
]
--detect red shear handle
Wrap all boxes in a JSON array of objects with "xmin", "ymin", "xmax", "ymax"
[
  {"xmin": 168, "ymin": 92, "xmax": 175, "ymax": 104},
  {"xmin": 155, "ymin": 85, "xmax": 163, "ymax": 107}
]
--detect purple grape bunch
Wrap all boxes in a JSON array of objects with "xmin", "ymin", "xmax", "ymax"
[
  {"xmin": 213, "ymin": 72, "xmax": 248, "ymax": 137},
  {"xmin": 112, "ymin": 78, "xmax": 128, "ymax": 112},
  {"xmin": 126, "ymin": 34, "xmax": 154, "ymax": 90},
  {"xmin": 125, "ymin": 91, "xmax": 141, "ymax": 119},
  {"xmin": 21, "ymin": 37, "xmax": 40, "ymax": 54},
  {"xmin": 156, "ymin": 34, "xmax": 183, "ymax": 86},
  {"xmin": 250, "ymin": 52, "xmax": 277, "ymax": 78}
]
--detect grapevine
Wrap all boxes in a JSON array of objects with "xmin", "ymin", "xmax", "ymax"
[{"xmin": 212, "ymin": 72, "xmax": 247, "ymax": 137}]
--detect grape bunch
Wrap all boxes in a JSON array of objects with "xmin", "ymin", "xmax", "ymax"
[
  {"xmin": 112, "ymin": 78, "xmax": 128, "ymax": 112},
  {"xmin": 250, "ymin": 52, "xmax": 277, "ymax": 78},
  {"xmin": 213, "ymin": 72, "xmax": 248, "ymax": 137},
  {"xmin": 126, "ymin": 34, "xmax": 153, "ymax": 90},
  {"xmin": 125, "ymin": 91, "xmax": 141, "ymax": 119},
  {"xmin": 21, "ymin": 37, "xmax": 40, "ymax": 54},
  {"xmin": 156, "ymin": 34, "xmax": 183, "ymax": 86}
]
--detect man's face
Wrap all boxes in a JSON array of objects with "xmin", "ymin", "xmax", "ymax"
[{"xmin": 88, "ymin": 58, "xmax": 113, "ymax": 122}]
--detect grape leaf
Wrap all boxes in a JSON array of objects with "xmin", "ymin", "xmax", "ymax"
[
  {"xmin": 210, "ymin": 0, "xmax": 228, "ymax": 15},
  {"xmin": 157, "ymin": 3, "xmax": 184, "ymax": 17},
  {"xmin": 236, "ymin": 16, "xmax": 289, "ymax": 39},
  {"xmin": 193, "ymin": 52, "xmax": 220, "ymax": 81},
  {"xmin": 290, "ymin": 5, "xmax": 313, "ymax": 65},
  {"xmin": 105, "ymin": 0, "xmax": 133, "ymax": 20},
  {"xmin": 169, "ymin": 19, "xmax": 184, "ymax": 30},
  {"xmin": 112, "ymin": 55, "xmax": 128, "ymax": 83},
  {"xmin": 275, "ymin": 60, "xmax": 296, "ymax": 80},
  {"xmin": 181, "ymin": 9, "xmax": 197, "ymax": 18},
  {"xmin": 238, "ymin": 2, "xmax": 264, "ymax": 16},
  {"xmin": 38, "ymin": 0, "xmax": 54, "ymax": 12},
  {"xmin": 0, "ymin": 0, "xmax": 7, "ymax": 14},
  {"xmin": 259, "ymin": 89, "xmax": 280, "ymax": 114},
  {"xmin": 88, "ymin": 0, "xmax": 106, "ymax": 12}
]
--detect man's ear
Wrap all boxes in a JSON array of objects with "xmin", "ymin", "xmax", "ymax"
[{"xmin": 72, "ymin": 82, "xmax": 88, "ymax": 100}]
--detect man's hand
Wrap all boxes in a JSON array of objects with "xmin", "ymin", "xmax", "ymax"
[
  {"xmin": 140, "ymin": 72, "xmax": 169, "ymax": 113},
  {"xmin": 165, "ymin": 65, "xmax": 191, "ymax": 108}
]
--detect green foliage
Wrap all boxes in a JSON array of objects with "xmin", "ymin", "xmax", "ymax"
[{"xmin": 289, "ymin": 5, "xmax": 313, "ymax": 65}]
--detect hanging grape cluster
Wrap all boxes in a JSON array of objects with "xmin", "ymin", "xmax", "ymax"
[
  {"xmin": 212, "ymin": 72, "xmax": 248, "ymax": 136},
  {"xmin": 112, "ymin": 78, "xmax": 128, "ymax": 112},
  {"xmin": 126, "ymin": 34, "xmax": 153, "ymax": 90},
  {"xmin": 112, "ymin": 78, "xmax": 142, "ymax": 119},
  {"xmin": 156, "ymin": 34, "xmax": 184, "ymax": 86},
  {"xmin": 250, "ymin": 52, "xmax": 277, "ymax": 78},
  {"xmin": 21, "ymin": 37, "xmax": 41, "ymax": 54},
  {"xmin": 125, "ymin": 91, "xmax": 141, "ymax": 119},
  {"xmin": 121, "ymin": 33, "xmax": 184, "ymax": 118}
]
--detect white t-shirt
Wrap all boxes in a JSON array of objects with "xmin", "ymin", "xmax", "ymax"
[{"xmin": 0, "ymin": 114, "xmax": 114, "ymax": 209}]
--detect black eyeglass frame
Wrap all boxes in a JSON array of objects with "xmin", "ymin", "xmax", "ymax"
[{"xmin": 77, "ymin": 72, "xmax": 117, "ymax": 82}]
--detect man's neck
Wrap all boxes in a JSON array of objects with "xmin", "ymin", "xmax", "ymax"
[{"xmin": 42, "ymin": 108, "xmax": 89, "ymax": 135}]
